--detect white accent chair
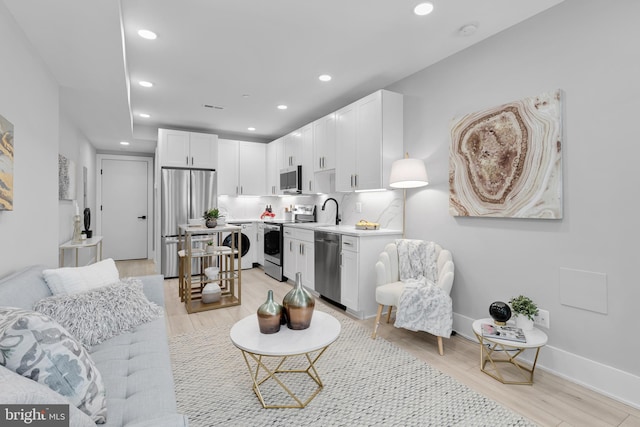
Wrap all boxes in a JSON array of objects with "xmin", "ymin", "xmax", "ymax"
[{"xmin": 371, "ymin": 242, "xmax": 454, "ymax": 355}]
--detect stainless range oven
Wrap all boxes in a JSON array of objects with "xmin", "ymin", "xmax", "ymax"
[
  {"xmin": 263, "ymin": 204, "xmax": 316, "ymax": 281},
  {"xmin": 263, "ymin": 222, "xmax": 284, "ymax": 281}
]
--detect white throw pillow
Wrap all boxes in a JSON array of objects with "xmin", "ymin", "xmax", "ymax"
[{"xmin": 43, "ymin": 258, "xmax": 119, "ymax": 295}]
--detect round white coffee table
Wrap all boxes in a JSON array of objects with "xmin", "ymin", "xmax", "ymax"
[
  {"xmin": 230, "ymin": 311, "xmax": 341, "ymax": 408},
  {"xmin": 472, "ymin": 318, "xmax": 547, "ymax": 385}
]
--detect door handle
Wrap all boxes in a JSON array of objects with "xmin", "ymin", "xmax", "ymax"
[{"xmin": 138, "ymin": 215, "xmax": 147, "ymax": 219}]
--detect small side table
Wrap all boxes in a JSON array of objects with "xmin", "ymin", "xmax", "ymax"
[
  {"xmin": 230, "ymin": 311, "xmax": 341, "ymax": 408},
  {"xmin": 472, "ymin": 318, "xmax": 547, "ymax": 385},
  {"xmin": 59, "ymin": 236, "xmax": 103, "ymax": 267}
]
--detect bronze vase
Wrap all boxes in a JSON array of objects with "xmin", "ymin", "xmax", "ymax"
[
  {"xmin": 257, "ymin": 290, "xmax": 282, "ymax": 334},
  {"xmin": 282, "ymin": 272, "xmax": 315, "ymax": 330}
]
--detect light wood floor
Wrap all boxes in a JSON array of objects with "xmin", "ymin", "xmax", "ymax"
[{"xmin": 118, "ymin": 261, "xmax": 640, "ymax": 427}]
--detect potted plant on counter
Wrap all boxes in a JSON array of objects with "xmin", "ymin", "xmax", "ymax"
[
  {"xmin": 204, "ymin": 208, "xmax": 219, "ymax": 228},
  {"xmin": 509, "ymin": 295, "xmax": 538, "ymax": 331}
]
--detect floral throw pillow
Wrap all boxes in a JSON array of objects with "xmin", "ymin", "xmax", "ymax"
[{"xmin": 0, "ymin": 307, "xmax": 107, "ymax": 423}]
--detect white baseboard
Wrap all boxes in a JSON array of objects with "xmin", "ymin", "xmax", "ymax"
[{"xmin": 453, "ymin": 313, "xmax": 640, "ymax": 410}]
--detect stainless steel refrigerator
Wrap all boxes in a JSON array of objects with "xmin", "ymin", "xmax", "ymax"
[{"xmin": 161, "ymin": 168, "xmax": 217, "ymax": 277}]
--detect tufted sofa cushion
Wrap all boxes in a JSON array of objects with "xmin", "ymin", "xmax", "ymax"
[{"xmin": 89, "ymin": 317, "xmax": 181, "ymax": 426}]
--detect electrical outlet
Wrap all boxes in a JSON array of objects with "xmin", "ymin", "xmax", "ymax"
[
  {"xmin": 534, "ymin": 309, "xmax": 550, "ymax": 328},
  {"xmin": 355, "ymin": 202, "xmax": 362, "ymax": 213}
]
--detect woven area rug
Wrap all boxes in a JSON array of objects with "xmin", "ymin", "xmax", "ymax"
[{"xmin": 169, "ymin": 307, "xmax": 536, "ymax": 427}]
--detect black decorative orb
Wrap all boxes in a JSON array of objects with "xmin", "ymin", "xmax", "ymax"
[{"xmin": 489, "ymin": 301, "xmax": 511, "ymax": 325}]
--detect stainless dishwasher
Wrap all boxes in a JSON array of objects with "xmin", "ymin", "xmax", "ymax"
[{"xmin": 314, "ymin": 230, "xmax": 341, "ymax": 304}]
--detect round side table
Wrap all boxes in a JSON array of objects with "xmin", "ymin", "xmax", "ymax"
[{"xmin": 472, "ymin": 318, "xmax": 547, "ymax": 385}]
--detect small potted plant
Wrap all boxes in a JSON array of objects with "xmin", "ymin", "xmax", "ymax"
[
  {"xmin": 509, "ymin": 295, "xmax": 538, "ymax": 331},
  {"xmin": 203, "ymin": 208, "xmax": 219, "ymax": 228},
  {"xmin": 206, "ymin": 240, "xmax": 215, "ymax": 253}
]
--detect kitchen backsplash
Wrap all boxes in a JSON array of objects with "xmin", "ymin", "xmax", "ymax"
[{"xmin": 218, "ymin": 190, "xmax": 403, "ymax": 230}]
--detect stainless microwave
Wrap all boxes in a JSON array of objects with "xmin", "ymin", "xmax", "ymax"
[{"xmin": 280, "ymin": 165, "xmax": 302, "ymax": 194}]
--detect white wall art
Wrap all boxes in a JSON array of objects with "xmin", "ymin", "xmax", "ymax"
[
  {"xmin": 58, "ymin": 154, "xmax": 76, "ymax": 201},
  {"xmin": 449, "ymin": 90, "xmax": 562, "ymax": 219}
]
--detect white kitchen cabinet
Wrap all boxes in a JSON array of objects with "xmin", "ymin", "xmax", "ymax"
[
  {"xmin": 340, "ymin": 237, "xmax": 359, "ymax": 311},
  {"xmin": 338, "ymin": 232, "xmax": 402, "ymax": 319},
  {"xmin": 217, "ymin": 139, "xmax": 266, "ymax": 196},
  {"xmin": 266, "ymin": 138, "xmax": 283, "ymax": 195},
  {"xmin": 282, "ymin": 131, "xmax": 301, "ymax": 168},
  {"xmin": 300, "ymin": 124, "xmax": 315, "ymax": 193},
  {"xmin": 283, "ymin": 227, "xmax": 315, "ymax": 291},
  {"xmin": 217, "ymin": 139, "xmax": 239, "ymax": 195},
  {"xmin": 238, "ymin": 141, "xmax": 266, "ymax": 195},
  {"xmin": 256, "ymin": 222, "xmax": 265, "ymax": 266},
  {"xmin": 335, "ymin": 90, "xmax": 403, "ymax": 192},
  {"xmin": 313, "ymin": 112, "xmax": 336, "ymax": 172},
  {"xmin": 158, "ymin": 128, "xmax": 218, "ymax": 169}
]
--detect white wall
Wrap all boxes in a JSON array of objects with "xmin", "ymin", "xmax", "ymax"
[
  {"xmin": 388, "ymin": 0, "xmax": 640, "ymax": 407},
  {"xmin": 0, "ymin": 2, "xmax": 59, "ymax": 275},
  {"xmin": 58, "ymin": 111, "xmax": 97, "ymax": 266}
]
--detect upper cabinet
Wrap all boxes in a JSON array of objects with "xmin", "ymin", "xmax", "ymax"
[
  {"xmin": 266, "ymin": 138, "xmax": 283, "ymax": 195},
  {"xmin": 217, "ymin": 139, "xmax": 266, "ymax": 196},
  {"xmin": 299, "ymin": 124, "xmax": 315, "ymax": 193},
  {"xmin": 313, "ymin": 112, "xmax": 336, "ymax": 172},
  {"xmin": 282, "ymin": 132, "xmax": 300, "ymax": 168},
  {"xmin": 335, "ymin": 90, "xmax": 403, "ymax": 192},
  {"xmin": 158, "ymin": 128, "xmax": 218, "ymax": 169},
  {"xmin": 239, "ymin": 141, "xmax": 266, "ymax": 196}
]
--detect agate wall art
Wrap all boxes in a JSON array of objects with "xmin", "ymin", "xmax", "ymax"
[
  {"xmin": 0, "ymin": 114, "xmax": 14, "ymax": 211},
  {"xmin": 449, "ymin": 90, "xmax": 562, "ymax": 219},
  {"xmin": 58, "ymin": 154, "xmax": 76, "ymax": 201}
]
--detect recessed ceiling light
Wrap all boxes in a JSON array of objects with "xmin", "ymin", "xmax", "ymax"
[
  {"xmin": 137, "ymin": 29, "xmax": 157, "ymax": 40},
  {"xmin": 242, "ymin": 94, "xmax": 250, "ymax": 98},
  {"xmin": 139, "ymin": 81, "xmax": 153, "ymax": 88},
  {"xmin": 120, "ymin": 141, "xmax": 130, "ymax": 146},
  {"xmin": 248, "ymin": 127, "xmax": 256, "ymax": 131},
  {"xmin": 139, "ymin": 113, "xmax": 150, "ymax": 118},
  {"xmin": 414, "ymin": 2, "xmax": 434, "ymax": 16},
  {"xmin": 319, "ymin": 74, "xmax": 332, "ymax": 82},
  {"xmin": 277, "ymin": 105, "xmax": 288, "ymax": 110}
]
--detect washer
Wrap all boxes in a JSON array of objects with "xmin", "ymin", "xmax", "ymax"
[{"xmin": 223, "ymin": 222, "xmax": 256, "ymax": 270}]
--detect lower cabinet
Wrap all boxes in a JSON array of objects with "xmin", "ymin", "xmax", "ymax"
[
  {"xmin": 283, "ymin": 227, "xmax": 315, "ymax": 291},
  {"xmin": 339, "ymin": 233, "xmax": 402, "ymax": 319},
  {"xmin": 256, "ymin": 222, "xmax": 264, "ymax": 266}
]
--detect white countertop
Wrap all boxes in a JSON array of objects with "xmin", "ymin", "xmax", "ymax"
[
  {"xmin": 285, "ymin": 222, "xmax": 402, "ymax": 237},
  {"xmin": 214, "ymin": 218, "xmax": 402, "ymax": 237}
]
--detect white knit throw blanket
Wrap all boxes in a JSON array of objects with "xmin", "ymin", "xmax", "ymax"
[{"xmin": 394, "ymin": 239, "xmax": 453, "ymax": 338}]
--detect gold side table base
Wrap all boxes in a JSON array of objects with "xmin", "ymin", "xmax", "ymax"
[
  {"xmin": 476, "ymin": 334, "xmax": 541, "ymax": 385},
  {"xmin": 238, "ymin": 346, "xmax": 330, "ymax": 409}
]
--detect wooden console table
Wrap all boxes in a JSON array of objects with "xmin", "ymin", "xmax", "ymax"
[
  {"xmin": 59, "ymin": 236, "xmax": 103, "ymax": 267},
  {"xmin": 178, "ymin": 224, "xmax": 242, "ymax": 313}
]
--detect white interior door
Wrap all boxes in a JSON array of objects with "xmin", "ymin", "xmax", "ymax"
[{"xmin": 99, "ymin": 157, "xmax": 151, "ymax": 260}]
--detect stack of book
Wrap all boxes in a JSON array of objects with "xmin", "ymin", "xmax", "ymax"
[{"xmin": 481, "ymin": 323, "xmax": 527, "ymax": 343}]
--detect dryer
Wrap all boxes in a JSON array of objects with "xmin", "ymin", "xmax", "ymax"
[{"xmin": 223, "ymin": 222, "xmax": 256, "ymax": 270}]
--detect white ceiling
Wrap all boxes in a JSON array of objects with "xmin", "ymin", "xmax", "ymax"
[{"xmin": 5, "ymin": 0, "xmax": 564, "ymax": 154}]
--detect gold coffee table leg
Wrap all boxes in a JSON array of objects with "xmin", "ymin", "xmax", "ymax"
[{"xmin": 238, "ymin": 346, "xmax": 330, "ymax": 409}]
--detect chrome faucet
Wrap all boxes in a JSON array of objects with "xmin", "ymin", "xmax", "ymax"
[{"xmin": 321, "ymin": 198, "xmax": 341, "ymax": 225}]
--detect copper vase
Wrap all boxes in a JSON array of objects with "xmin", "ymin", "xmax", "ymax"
[
  {"xmin": 257, "ymin": 290, "xmax": 282, "ymax": 334},
  {"xmin": 283, "ymin": 272, "xmax": 315, "ymax": 330}
]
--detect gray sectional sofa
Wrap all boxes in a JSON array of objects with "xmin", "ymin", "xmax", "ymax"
[{"xmin": 0, "ymin": 265, "xmax": 187, "ymax": 427}]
